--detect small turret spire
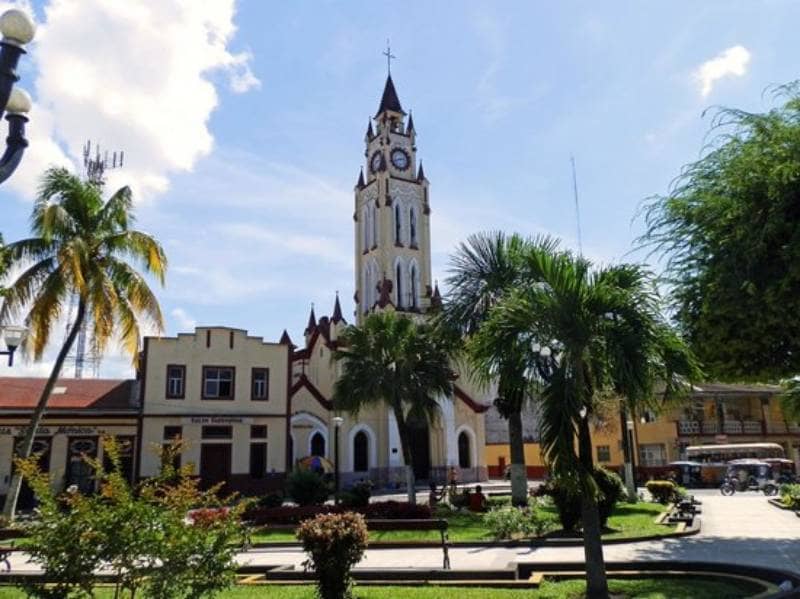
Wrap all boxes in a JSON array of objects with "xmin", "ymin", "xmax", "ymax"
[
  {"xmin": 406, "ymin": 111, "xmax": 415, "ymax": 134},
  {"xmin": 356, "ymin": 168, "xmax": 365, "ymax": 189},
  {"xmin": 332, "ymin": 292, "xmax": 344, "ymax": 323},
  {"xmin": 304, "ymin": 304, "xmax": 317, "ymax": 336},
  {"xmin": 279, "ymin": 329, "xmax": 294, "ymax": 347},
  {"xmin": 431, "ymin": 280, "xmax": 442, "ymax": 309},
  {"xmin": 417, "ymin": 161, "xmax": 426, "ymax": 181},
  {"xmin": 365, "ymin": 119, "xmax": 374, "ymax": 140}
]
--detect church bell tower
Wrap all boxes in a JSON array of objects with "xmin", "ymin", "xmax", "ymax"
[{"xmin": 354, "ymin": 74, "xmax": 436, "ymax": 325}]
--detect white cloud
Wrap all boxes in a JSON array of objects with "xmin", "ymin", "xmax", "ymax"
[
  {"xmin": 170, "ymin": 307, "xmax": 196, "ymax": 332},
  {"xmin": 8, "ymin": 0, "xmax": 259, "ymax": 202},
  {"xmin": 694, "ymin": 45, "xmax": 751, "ymax": 98}
]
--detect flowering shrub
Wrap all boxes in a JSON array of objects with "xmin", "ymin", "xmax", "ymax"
[
  {"xmin": 188, "ymin": 507, "xmax": 231, "ymax": 528},
  {"xmin": 296, "ymin": 512, "xmax": 368, "ymax": 599},
  {"xmin": 17, "ymin": 437, "xmax": 247, "ymax": 599},
  {"xmin": 244, "ymin": 500, "xmax": 431, "ymax": 525},
  {"xmin": 483, "ymin": 502, "xmax": 555, "ymax": 539}
]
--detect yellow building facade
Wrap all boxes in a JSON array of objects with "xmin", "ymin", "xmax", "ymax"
[{"xmin": 485, "ymin": 383, "xmax": 799, "ymax": 479}]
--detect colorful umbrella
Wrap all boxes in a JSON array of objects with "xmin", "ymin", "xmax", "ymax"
[{"xmin": 297, "ymin": 455, "xmax": 334, "ymax": 473}]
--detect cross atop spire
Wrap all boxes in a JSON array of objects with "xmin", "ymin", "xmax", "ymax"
[{"xmin": 383, "ymin": 39, "xmax": 396, "ymax": 76}]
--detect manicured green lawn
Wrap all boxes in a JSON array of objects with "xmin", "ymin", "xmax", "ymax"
[
  {"xmin": 0, "ymin": 577, "xmax": 762, "ymax": 598},
  {"xmin": 249, "ymin": 501, "xmax": 674, "ymax": 544}
]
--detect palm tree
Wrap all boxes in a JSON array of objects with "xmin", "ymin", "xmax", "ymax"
[
  {"xmin": 780, "ymin": 376, "xmax": 800, "ymax": 423},
  {"xmin": 472, "ymin": 247, "xmax": 697, "ymax": 599},
  {"xmin": 332, "ymin": 312, "xmax": 454, "ymax": 504},
  {"xmin": 441, "ymin": 231, "xmax": 558, "ymax": 506},
  {"xmin": 0, "ymin": 167, "xmax": 167, "ymax": 519}
]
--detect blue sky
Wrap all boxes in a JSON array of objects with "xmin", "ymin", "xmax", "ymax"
[{"xmin": 1, "ymin": 0, "xmax": 799, "ymax": 377}]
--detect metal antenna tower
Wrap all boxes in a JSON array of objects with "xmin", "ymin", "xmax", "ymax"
[{"xmin": 63, "ymin": 141, "xmax": 124, "ymax": 378}]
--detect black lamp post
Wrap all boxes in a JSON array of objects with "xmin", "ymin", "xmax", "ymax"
[
  {"xmin": 333, "ymin": 416, "xmax": 343, "ymax": 505},
  {"xmin": 0, "ymin": 9, "xmax": 35, "ymax": 186},
  {"xmin": 0, "ymin": 325, "xmax": 25, "ymax": 366}
]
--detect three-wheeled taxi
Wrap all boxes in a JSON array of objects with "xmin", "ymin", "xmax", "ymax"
[{"xmin": 720, "ymin": 459, "xmax": 778, "ymax": 496}]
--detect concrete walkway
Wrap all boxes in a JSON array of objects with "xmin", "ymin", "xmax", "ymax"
[{"xmin": 6, "ymin": 492, "xmax": 799, "ymax": 575}]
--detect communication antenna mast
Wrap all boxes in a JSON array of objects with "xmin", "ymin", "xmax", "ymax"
[
  {"xmin": 570, "ymin": 155, "xmax": 583, "ymax": 256},
  {"xmin": 63, "ymin": 141, "xmax": 125, "ymax": 378}
]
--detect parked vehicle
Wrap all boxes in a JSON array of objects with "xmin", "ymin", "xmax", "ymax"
[
  {"xmin": 719, "ymin": 460, "xmax": 778, "ymax": 496},
  {"xmin": 666, "ymin": 461, "xmax": 703, "ymax": 487},
  {"xmin": 764, "ymin": 458, "xmax": 797, "ymax": 484},
  {"xmin": 687, "ymin": 442, "xmax": 785, "ymax": 463}
]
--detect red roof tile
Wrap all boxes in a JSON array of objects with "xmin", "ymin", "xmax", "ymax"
[{"xmin": 0, "ymin": 378, "xmax": 139, "ymax": 411}]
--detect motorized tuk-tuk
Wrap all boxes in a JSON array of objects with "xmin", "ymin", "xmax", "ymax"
[
  {"xmin": 719, "ymin": 459, "xmax": 778, "ymax": 496},
  {"xmin": 763, "ymin": 458, "xmax": 797, "ymax": 484}
]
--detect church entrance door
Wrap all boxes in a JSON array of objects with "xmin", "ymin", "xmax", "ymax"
[{"xmin": 408, "ymin": 419, "xmax": 431, "ymax": 480}]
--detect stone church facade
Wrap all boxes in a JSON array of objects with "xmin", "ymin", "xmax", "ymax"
[{"xmin": 286, "ymin": 75, "xmax": 489, "ymax": 487}]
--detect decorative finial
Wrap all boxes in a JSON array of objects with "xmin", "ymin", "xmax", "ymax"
[{"xmin": 383, "ymin": 39, "xmax": 396, "ymax": 76}]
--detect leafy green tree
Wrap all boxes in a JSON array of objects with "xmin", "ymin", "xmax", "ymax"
[
  {"xmin": 472, "ymin": 247, "xmax": 697, "ymax": 599},
  {"xmin": 17, "ymin": 437, "xmax": 247, "ymax": 599},
  {"xmin": 640, "ymin": 83, "xmax": 800, "ymax": 381},
  {"xmin": 779, "ymin": 376, "xmax": 800, "ymax": 423},
  {"xmin": 332, "ymin": 312, "xmax": 454, "ymax": 504},
  {"xmin": 441, "ymin": 231, "xmax": 556, "ymax": 506},
  {"xmin": 0, "ymin": 167, "xmax": 167, "ymax": 519}
]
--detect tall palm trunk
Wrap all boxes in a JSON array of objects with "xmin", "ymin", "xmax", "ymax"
[
  {"xmin": 507, "ymin": 408, "xmax": 528, "ymax": 507},
  {"xmin": 578, "ymin": 415, "xmax": 608, "ymax": 599},
  {"xmin": 618, "ymin": 401, "xmax": 636, "ymax": 499},
  {"xmin": 3, "ymin": 299, "xmax": 86, "ymax": 520},
  {"xmin": 393, "ymin": 406, "xmax": 416, "ymax": 504}
]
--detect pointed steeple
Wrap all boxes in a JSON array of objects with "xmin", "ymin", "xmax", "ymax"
[
  {"xmin": 406, "ymin": 111, "xmax": 415, "ymax": 134},
  {"xmin": 332, "ymin": 292, "xmax": 344, "ymax": 324},
  {"xmin": 304, "ymin": 305, "xmax": 317, "ymax": 336},
  {"xmin": 431, "ymin": 281, "xmax": 442, "ymax": 309},
  {"xmin": 375, "ymin": 75, "xmax": 405, "ymax": 117},
  {"xmin": 365, "ymin": 119, "xmax": 374, "ymax": 140},
  {"xmin": 417, "ymin": 161, "xmax": 426, "ymax": 181},
  {"xmin": 279, "ymin": 329, "xmax": 294, "ymax": 347},
  {"xmin": 356, "ymin": 168, "xmax": 365, "ymax": 189}
]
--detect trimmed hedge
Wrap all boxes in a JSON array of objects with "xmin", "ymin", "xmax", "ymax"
[
  {"xmin": 780, "ymin": 483, "xmax": 800, "ymax": 510},
  {"xmin": 244, "ymin": 500, "xmax": 432, "ymax": 526},
  {"xmin": 646, "ymin": 480, "xmax": 678, "ymax": 504}
]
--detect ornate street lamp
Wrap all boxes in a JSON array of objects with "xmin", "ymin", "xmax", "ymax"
[
  {"xmin": 333, "ymin": 416, "xmax": 344, "ymax": 505},
  {"xmin": 0, "ymin": 9, "xmax": 35, "ymax": 186},
  {"xmin": 0, "ymin": 325, "xmax": 25, "ymax": 366}
]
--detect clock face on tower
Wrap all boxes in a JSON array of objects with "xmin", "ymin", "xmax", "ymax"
[
  {"xmin": 391, "ymin": 148, "xmax": 410, "ymax": 170},
  {"xmin": 370, "ymin": 151, "xmax": 384, "ymax": 174}
]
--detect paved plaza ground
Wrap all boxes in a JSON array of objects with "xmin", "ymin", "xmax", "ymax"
[{"xmin": 4, "ymin": 489, "xmax": 798, "ymax": 576}]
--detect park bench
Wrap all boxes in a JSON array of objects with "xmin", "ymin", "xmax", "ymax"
[{"xmin": 365, "ymin": 518, "xmax": 450, "ymax": 570}]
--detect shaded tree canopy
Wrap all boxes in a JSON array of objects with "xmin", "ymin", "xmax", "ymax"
[{"xmin": 641, "ymin": 83, "xmax": 800, "ymax": 381}]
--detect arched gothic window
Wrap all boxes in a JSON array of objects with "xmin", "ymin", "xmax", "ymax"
[
  {"xmin": 395, "ymin": 263, "xmax": 403, "ymax": 308},
  {"xmin": 409, "ymin": 207, "xmax": 417, "ymax": 246},
  {"xmin": 310, "ymin": 431, "xmax": 326, "ymax": 457},
  {"xmin": 353, "ymin": 431, "xmax": 369, "ymax": 472},
  {"xmin": 410, "ymin": 263, "xmax": 418, "ymax": 309},
  {"xmin": 362, "ymin": 206, "xmax": 369, "ymax": 248},
  {"xmin": 394, "ymin": 204, "xmax": 402, "ymax": 244},
  {"xmin": 458, "ymin": 431, "xmax": 471, "ymax": 468},
  {"xmin": 371, "ymin": 204, "xmax": 378, "ymax": 246}
]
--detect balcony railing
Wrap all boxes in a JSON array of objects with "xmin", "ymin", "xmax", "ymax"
[{"xmin": 678, "ymin": 419, "xmax": 800, "ymax": 436}]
